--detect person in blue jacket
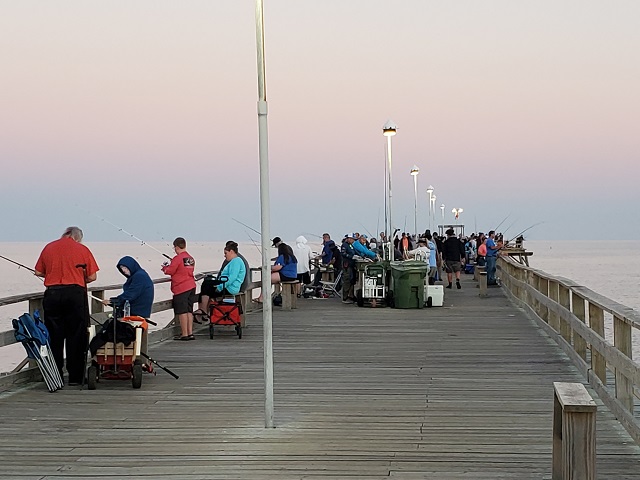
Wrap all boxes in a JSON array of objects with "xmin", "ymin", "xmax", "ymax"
[
  {"xmin": 213, "ymin": 242, "xmax": 247, "ymax": 298},
  {"xmin": 352, "ymin": 235, "xmax": 377, "ymax": 260},
  {"xmin": 105, "ymin": 256, "xmax": 154, "ymax": 318}
]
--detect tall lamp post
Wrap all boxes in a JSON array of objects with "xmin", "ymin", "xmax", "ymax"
[
  {"xmin": 383, "ymin": 120, "xmax": 397, "ymax": 260},
  {"xmin": 431, "ymin": 194, "xmax": 437, "ymax": 228},
  {"xmin": 410, "ymin": 165, "xmax": 419, "ymax": 237},
  {"xmin": 254, "ymin": 0, "xmax": 274, "ymax": 428},
  {"xmin": 440, "ymin": 204, "xmax": 445, "ymax": 224},
  {"xmin": 426, "ymin": 185, "xmax": 434, "ymax": 231}
]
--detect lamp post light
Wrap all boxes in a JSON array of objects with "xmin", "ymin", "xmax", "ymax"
[
  {"xmin": 452, "ymin": 207, "xmax": 464, "ymax": 224},
  {"xmin": 410, "ymin": 165, "xmax": 419, "ymax": 237},
  {"xmin": 254, "ymin": 0, "xmax": 274, "ymax": 428},
  {"xmin": 431, "ymin": 195, "xmax": 437, "ymax": 227},
  {"xmin": 440, "ymin": 204, "xmax": 445, "ymax": 223},
  {"xmin": 383, "ymin": 120, "xmax": 397, "ymax": 259},
  {"xmin": 426, "ymin": 185, "xmax": 434, "ymax": 231}
]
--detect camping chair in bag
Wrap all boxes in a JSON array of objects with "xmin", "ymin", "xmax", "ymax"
[{"xmin": 319, "ymin": 269, "xmax": 343, "ymax": 298}]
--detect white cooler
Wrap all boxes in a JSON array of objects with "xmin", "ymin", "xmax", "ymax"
[{"xmin": 425, "ymin": 285, "xmax": 444, "ymax": 307}]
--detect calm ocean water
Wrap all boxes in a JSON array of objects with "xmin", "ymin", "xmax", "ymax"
[{"xmin": 0, "ymin": 240, "xmax": 637, "ymax": 372}]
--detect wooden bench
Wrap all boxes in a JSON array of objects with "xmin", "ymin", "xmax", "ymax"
[
  {"xmin": 552, "ymin": 382, "xmax": 596, "ymax": 480},
  {"xmin": 275, "ymin": 281, "xmax": 299, "ymax": 310}
]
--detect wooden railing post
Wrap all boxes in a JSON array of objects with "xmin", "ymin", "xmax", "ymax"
[
  {"xmin": 552, "ymin": 382, "xmax": 596, "ymax": 480},
  {"xmin": 549, "ymin": 281, "xmax": 560, "ymax": 331},
  {"xmin": 588, "ymin": 303, "xmax": 606, "ymax": 384},
  {"xmin": 572, "ymin": 293, "xmax": 587, "ymax": 360},
  {"xmin": 538, "ymin": 277, "xmax": 549, "ymax": 323},
  {"xmin": 558, "ymin": 285, "xmax": 571, "ymax": 344},
  {"xmin": 91, "ymin": 289, "xmax": 105, "ymax": 314},
  {"xmin": 613, "ymin": 315, "xmax": 633, "ymax": 412}
]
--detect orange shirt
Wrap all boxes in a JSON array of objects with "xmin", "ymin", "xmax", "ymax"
[{"xmin": 35, "ymin": 237, "xmax": 99, "ymax": 287}]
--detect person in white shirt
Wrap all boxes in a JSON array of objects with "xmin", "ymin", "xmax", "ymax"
[{"xmin": 293, "ymin": 235, "xmax": 314, "ymax": 296}]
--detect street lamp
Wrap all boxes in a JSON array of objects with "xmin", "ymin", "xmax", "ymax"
[
  {"xmin": 452, "ymin": 207, "xmax": 464, "ymax": 224},
  {"xmin": 440, "ymin": 204, "xmax": 445, "ymax": 223},
  {"xmin": 383, "ymin": 120, "xmax": 397, "ymax": 260},
  {"xmin": 410, "ymin": 165, "xmax": 419, "ymax": 237},
  {"xmin": 426, "ymin": 185, "xmax": 434, "ymax": 231},
  {"xmin": 431, "ymin": 195, "xmax": 437, "ymax": 226},
  {"xmin": 254, "ymin": 0, "xmax": 274, "ymax": 428}
]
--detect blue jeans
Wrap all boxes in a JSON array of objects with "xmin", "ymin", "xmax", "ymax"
[{"xmin": 486, "ymin": 256, "xmax": 497, "ymax": 284}]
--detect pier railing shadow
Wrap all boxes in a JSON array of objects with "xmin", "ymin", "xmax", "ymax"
[
  {"xmin": 499, "ymin": 256, "xmax": 640, "ymax": 444},
  {"xmin": 0, "ymin": 269, "xmax": 263, "ymax": 388}
]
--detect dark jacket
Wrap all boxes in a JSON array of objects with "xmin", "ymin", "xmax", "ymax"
[
  {"xmin": 115, "ymin": 256, "xmax": 154, "ymax": 318},
  {"xmin": 441, "ymin": 237, "xmax": 465, "ymax": 262},
  {"xmin": 322, "ymin": 240, "xmax": 336, "ymax": 265}
]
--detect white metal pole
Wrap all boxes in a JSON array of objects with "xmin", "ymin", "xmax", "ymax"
[
  {"xmin": 387, "ymin": 135, "xmax": 393, "ymax": 248},
  {"xmin": 428, "ymin": 192, "xmax": 432, "ymax": 231},
  {"xmin": 255, "ymin": 0, "xmax": 274, "ymax": 428},
  {"xmin": 413, "ymin": 174, "xmax": 418, "ymax": 237}
]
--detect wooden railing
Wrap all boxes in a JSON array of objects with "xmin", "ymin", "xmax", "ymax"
[
  {"xmin": 499, "ymin": 256, "xmax": 640, "ymax": 444},
  {"xmin": 0, "ymin": 269, "xmax": 263, "ymax": 389}
]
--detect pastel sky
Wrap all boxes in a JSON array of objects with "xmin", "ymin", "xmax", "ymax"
[{"xmin": 1, "ymin": 1, "xmax": 639, "ymax": 242}]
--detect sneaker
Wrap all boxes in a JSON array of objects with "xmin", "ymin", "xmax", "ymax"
[{"xmin": 342, "ymin": 299, "xmax": 354, "ymax": 304}]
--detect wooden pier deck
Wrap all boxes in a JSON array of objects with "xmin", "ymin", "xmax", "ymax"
[{"xmin": 1, "ymin": 277, "xmax": 639, "ymax": 479}]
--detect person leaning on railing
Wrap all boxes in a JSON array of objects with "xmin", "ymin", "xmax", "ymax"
[{"xmin": 34, "ymin": 226, "xmax": 99, "ymax": 386}]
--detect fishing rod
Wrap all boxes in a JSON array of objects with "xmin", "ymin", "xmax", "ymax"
[
  {"xmin": 357, "ymin": 222, "xmax": 374, "ymax": 239},
  {"xmin": 0, "ymin": 255, "xmax": 39, "ymax": 274},
  {"xmin": 506, "ymin": 222, "xmax": 545, "ymax": 244},
  {"xmin": 244, "ymin": 230, "xmax": 262, "ymax": 255},
  {"xmin": 231, "ymin": 218, "xmax": 261, "ymax": 236},
  {"xmin": 493, "ymin": 212, "xmax": 511, "ymax": 232},
  {"xmin": 501, "ymin": 218, "xmax": 519, "ymax": 237},
  {"xmin": 84, "ymin": 210, "xmax": 172, "ymax": 260},
  {"xmin": 303, "ymin": 232, "xmax": 322, "ymax": 239},
  {"xmin": 141, "ymin": 352, "xmax": 179, "ymax": 379}
]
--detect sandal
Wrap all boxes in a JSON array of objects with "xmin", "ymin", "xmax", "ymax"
[
  {"xmin": 193, "ymin": 309, "xmax": 207, "ymax": 324},
  {"xmin": 188, "ymin": 334, "xmax": 195, "ymax": 340},
  {"xmin": 173, "ymin": 335, "xmax": 191, "ymax": 341}
]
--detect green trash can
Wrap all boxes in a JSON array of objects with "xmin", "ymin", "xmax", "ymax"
[{"xmin": 389, "ymin": 261, "xmax": 428, "ymax": 309}]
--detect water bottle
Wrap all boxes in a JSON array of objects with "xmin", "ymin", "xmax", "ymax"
[{"xmin": 123, "ymin": 300, "xmax": 130, "ymax": 318}]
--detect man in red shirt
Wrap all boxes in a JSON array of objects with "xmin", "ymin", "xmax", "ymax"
[
  {"xmin": 34, "ymin": 226, "xmax": 99, "ymax": 386},
  {"xmin": 161, "ymin": 237, "xmax": 196, "ymax": 340}
]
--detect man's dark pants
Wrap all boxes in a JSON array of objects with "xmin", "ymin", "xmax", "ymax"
[{"xmin": 43, "ymin": 285, "xmax": 88, "ymax": 384}]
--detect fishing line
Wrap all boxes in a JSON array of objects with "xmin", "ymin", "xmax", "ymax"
[
  {"xmin": 507, "ymin": 222, "xmax": 545, "ymax": 244},
  {"xmin": 232, "ymin": 218, "xmax": 261, "ymax": 236},
  {"xmin": 493, "ymin": 212, "xmax": 512, "ymax": 232},
  {"xmin": 244, "ymin": 230, "xmax": 262, "ymax": 255},
  {"xmin": 81, "ymin": 208, "xmax": 172, "ymax": 260}
]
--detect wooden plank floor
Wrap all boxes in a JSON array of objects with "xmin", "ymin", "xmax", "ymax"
[{"xmin": 1, "ymin": 276, "xmax": 639, "ymax": 479}]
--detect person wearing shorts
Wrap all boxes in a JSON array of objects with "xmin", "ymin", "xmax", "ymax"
[
  {"xmin": 441, "ymin": 228, "xmax": 465, "ymax": 289},
  {"xmin": 256, "ymin": 242, "xmax": 298, "ymax": 302},
  {"xmin": 161, "ymin": 237, "xmax": 196, "ymax": 341}
]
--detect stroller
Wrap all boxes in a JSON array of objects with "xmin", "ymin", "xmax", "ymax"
[
  {"xmin": 87, "ymin": 300, "xmax": 148, "ymax": 390},
  {"xmin": 207, "ymin": 276, "xmax": 243, "ymax": 339}
]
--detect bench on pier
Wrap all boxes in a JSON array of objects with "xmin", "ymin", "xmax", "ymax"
[
  {"xmin": 274, "ymin": 280, "xmax": 299, "ymax": 310},
  {"xmin": 476, "ymin": 266, "xmax": 488, "ymax": 297},
  {"xmin": 552, "ymin": 382, "xmax": 597, "ymax": 480}
]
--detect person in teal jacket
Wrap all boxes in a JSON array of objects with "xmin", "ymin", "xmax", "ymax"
[
  {"xmin": 352, "ymin": 235, "xmax": 377, "ymax": 260},
  {"xmin": 215, "ymin": 242, "xmax": 247, "ymax": 297}
]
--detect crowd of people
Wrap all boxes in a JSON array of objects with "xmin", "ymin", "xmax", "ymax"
[{"xmin": 31, "ymin": 225, "xmax": 511, "ymax": 386}]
